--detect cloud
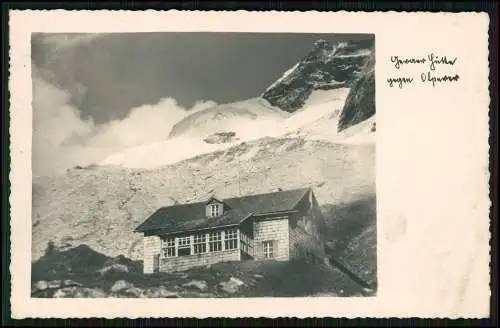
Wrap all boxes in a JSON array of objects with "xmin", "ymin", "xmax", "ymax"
[
  {"xmin": 32, "ymin": 70, "xmax": 217, "ymax": 177},
  {"xmin": 38, "ymin": 33, "xmax": 106, "ymax": 51}
]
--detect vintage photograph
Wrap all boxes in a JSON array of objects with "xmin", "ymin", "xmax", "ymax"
[{"xmin": 31, "ymin": 32, "xmax": 376, "ymax": 298}]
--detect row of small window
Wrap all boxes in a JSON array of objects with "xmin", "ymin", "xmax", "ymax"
[{"xmin": 161, "ymin": 229, "xmax": 238, "ymax": 258}]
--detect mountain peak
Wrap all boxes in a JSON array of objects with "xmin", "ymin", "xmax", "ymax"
[{"xmin": 262, "ymin": 39, "xmax": 373, "ymax": 113}]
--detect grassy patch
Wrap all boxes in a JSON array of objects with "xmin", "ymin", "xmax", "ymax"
[
  {"xmin": 321, "ymin": 196, "xmax": 376, "ymax": 252},
  {"xmin": 321, "ymin": 195, "xmax": 377, "ymax": 289}
]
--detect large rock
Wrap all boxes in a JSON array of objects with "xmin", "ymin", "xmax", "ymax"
[
  {"xmin": 98, "ymin": 263, "xmax": 129, "ymax": 275},
  {"xmin": 53, "ymin": 287, "xmax": 107, "ymax": 298},
  {"xmin": 123, "ymin": 287, "xmax": 144, "ymax": 298},
  {"xmin": 110, "ymin": 280, "xmax": 134, "ymax": 293},
  {"xmin": 203, "ymin": 131, "xmax": 239, "ymax": 144},
  {"xmin": 46, "ymin": 280, "xmax": 63, "ymax": 289},
  {"xmin": 33, "ymin": 280, "xmax": 49, "ymax": 291},
  {"xmin": 143, "ymin": 286, "xmax": 179, "ymax": 298},
  {"xmin": 219, "ymin": 277, "xmax": 245, "ymax": 294},
  {"xmin": 181, "ymin": 280, "xmax": 209, "ymax": 292}
]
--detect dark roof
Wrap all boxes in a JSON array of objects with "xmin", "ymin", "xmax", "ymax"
[{"xmin": 134, "ymin": 187, "xmax": 311, "ymax": 234}]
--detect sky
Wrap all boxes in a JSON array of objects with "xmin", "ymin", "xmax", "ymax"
[{"xmin": 31, "ymin": 32, "xmax": 374, "ymax": 176}]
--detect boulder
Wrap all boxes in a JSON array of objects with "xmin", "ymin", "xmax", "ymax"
[
  {"xmin": 219, "ymin": 276, "xmax": 245, "ymax": 294},
  {"xmin": 143, "ymin": 286, "xmax": 179, "ymax": 298},
  {"xmin": 46, "ymin": 280, "xmax": 63, "ymax": 289},
  {"xmin": 53, "ymin": 287, "xmax": 107, "ymax": 298},
  {"xmin": 34, "ymin": 280, "xmax": 49, "ymax": 291},
  {"xmin": 229, "ymin": 277, "xmax": 245, "ymax": 286},
  {"xmin": 181, "ymin": 280, "xmax": 208, "ymax": 292},
  {"xmin": 98, "ymin": 263, "xmax": 129, "ymax": 275},
  {"xmin": 123, "ymin": 287, "xmax": 143, "ymax": 298},
  {"xmin": 203, "ymin": 131, "xmax": 239, "ymax": 144},
  {"xmin": 63, "ymin": 279, "xmax": 83, "ymax": 287},
  {"xmin": 110, "ymin": 280, "xmax": 134, "ymax": 293}
]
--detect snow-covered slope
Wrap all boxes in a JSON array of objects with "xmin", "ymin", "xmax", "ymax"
[
  {"xmin": 99, "ymin": 87, "xmax": 364, "ymax": 170},
  {"xmin": 98, "ymin": 38, "xmax": 374, "ymax": 171},
  {"xmin": 100, "ymin": 97, "xmax": 286, "ymax": 169},
  {"xmin": 100, "ymin": 137, "xmax": 237, "ymax": 170},
  {"xmin": 168, "ymin": 97, "xmax": 288, "ymax": 139},
  {"xmin": 286, "ymin": 97, "xmax": 376, "ymax": 145}
]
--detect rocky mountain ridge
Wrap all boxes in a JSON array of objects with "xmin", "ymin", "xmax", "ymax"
[
  {"xmin": 338, "ymin": 47, "xmax": 375, "ymax": 132},
  {"xmin": 262, "ymin": 39, "xmax": 373, "ymax": 112}
]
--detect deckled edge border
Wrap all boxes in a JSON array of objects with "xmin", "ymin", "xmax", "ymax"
[{"xmin": 6, "ymin": 8, "xmax": 497, "ymax": 323}]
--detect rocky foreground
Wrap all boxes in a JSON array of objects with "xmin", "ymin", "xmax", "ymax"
[{"xmin": 32, "ymin": 244, "xmax": 374, "ymax": 298}]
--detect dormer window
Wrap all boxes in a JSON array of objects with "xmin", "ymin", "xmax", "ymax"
[
  {"xmin": 205, "ymin": 197, "xmax": 225, "ymax": 218},
  {"xmin": 210, "ymin": 204, "xmax": 219, "ymax": 217}
]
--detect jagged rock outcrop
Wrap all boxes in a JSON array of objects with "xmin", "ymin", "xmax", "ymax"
[
  {"xmin": 262, "ymin": 39, "xmax": 373, "ymax": 112},
  {"xmin": 337, "ymin": 48, "xmax": 375, "ymax": 132},
  {"xmin": 203, "ymin": 131, "xmax": 239, "ymax": 144}
]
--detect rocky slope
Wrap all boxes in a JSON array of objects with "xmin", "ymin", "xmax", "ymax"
[
  {"xmin": 262, "ymin": 39, "xmax": 373, "ymax": 112},
  {"xmin": 32, "ymin": 138, "xmax": 376, "ymax": 297},
  {"xmin": 33, "ymin": 137, "xmax": 375, "ymax": 263},
  {"xmin": 337, "ymin": 48, "xmax": 375, "ymax": 132}
]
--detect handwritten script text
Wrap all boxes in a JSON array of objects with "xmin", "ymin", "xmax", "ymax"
[{"xmin": 386, "ymin": 53, "xmax": 460, "ymax": 89}]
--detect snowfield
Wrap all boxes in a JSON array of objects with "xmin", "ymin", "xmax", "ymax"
[
  {"xmin": 168, "ymin": 97, "xmax": 288, "ymax": 139},
  {"xmin": 100, "ymin": 137, "xmax": 237, "ymax": 170},
  {"xmin": 99, "ymin": 87, "xmax": 370, "ymax": 170},
  {"xmin": 98, "ymin": 38, "xmax": 375, "ymax": 172}
]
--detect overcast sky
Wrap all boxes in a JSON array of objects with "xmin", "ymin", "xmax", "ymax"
[
  {"xmin": 32, "ymin": 32, "xmax": 374, "ymax": 123},
  {"xmin": 31, "ymin": 32, "xmax": 374, "ymax": 176}
]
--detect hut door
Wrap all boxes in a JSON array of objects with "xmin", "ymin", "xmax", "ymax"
[{"xmin": 153, "ymin": 254, "xmax": 160, "ymax": 273}]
